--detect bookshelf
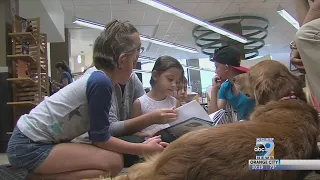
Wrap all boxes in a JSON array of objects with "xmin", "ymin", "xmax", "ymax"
[{"xmin": 7, "ymin": 15, "xmax": 49, "ymax": 129}]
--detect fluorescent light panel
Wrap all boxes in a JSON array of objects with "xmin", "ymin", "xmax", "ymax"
[
  {"xmin": 138, "ymin": 56, "xmax": 215, "ymax": 72},
  {"xmin": 73, "ymin": 17, "xmax": 198, "ymax": 53},
  {"xmin": 77, "ymin": 55, "xmax": 82, "ymax": 64},
  {"xmin": 137, "ymin": 0, "xmax": 248, "ymax": 43},
  {"xmin": 277, "ymin": 6, "xmax": 299, "ymax": 30}
]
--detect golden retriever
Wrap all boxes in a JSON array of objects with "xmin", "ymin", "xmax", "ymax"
[{"xmin": 115, "ymin": 60, "xmax": 319, "ymax": 180}]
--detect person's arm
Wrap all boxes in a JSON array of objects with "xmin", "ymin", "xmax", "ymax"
[
  {"xmin": 60, "ymin": 72, "xmax": 71, "ymax": 87},
  {"xmin": 132, "ymin": 73, "xmax": 146, "ymax": 100},
  {"xmin": 124, "ymin": 107, "xmax": 178, "ymax": 136},
  {"xmin": 290, "ymin": 0, "xmax": 313, "ymax": 74},
  {"xmin": 94, "ymin": 136, "xmax": 145, "ymax": 155},
  {"xmin": 130, "ymin": 99, "xmax": 143, "ymax": 118},
  {"xmin": 208, "ymin": 78, "xmax": 227, "ymax": 114},
  {"xmin": 124, "ymin": 113, "xmax": 156, "ymax": 136},
  {"xmin": 52, "ymin": 80, "xmax": 63, "ymax": 87},
  {"xmin": 86, "ymin": 72, "xmax": 147, "ymax": 155},
  {"xmin": 61, "ymin": 78, "xmax": 68, "ymax": 87},
  {"xmin": 109, "ymin": 96, "xmax": 158, "ymax": 137},
  {"xmin": 86, "ymin": 72, "xmax": 167, "ymax": 155},
  {"xmin": 303, "ymin": 0, "xmax": 320, "ymax": 24},
  {"xmin": 296, "ymin": 0, "xmax": 311, "ymax": 25},
  {"xmin": 208, "ymin": 88, "xmax": 227, "ymax": 114},
  {"xmin": 108, "ymin": 102, "xmax": 125, "ymax": 137}
]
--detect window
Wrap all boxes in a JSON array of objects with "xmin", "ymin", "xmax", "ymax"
[
  {"xmin": 141, "ymin": 62, "xmax": 154, "ymax": 88},
  {"xmin": 140, "ymin": 58, "xmax": 216, "ymax": 93},
  {"xmin": 199, "ymin": 58, "xmax": 216, "ymax": 93},
  {"xmin": 179, "ymin": 59, "xmax": 189, "ymax": 84}
]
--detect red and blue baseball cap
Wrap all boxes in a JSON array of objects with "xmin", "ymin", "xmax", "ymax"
[{"xmin": 211, "ymin": 45, "xmax": 248, "ymax": 73}]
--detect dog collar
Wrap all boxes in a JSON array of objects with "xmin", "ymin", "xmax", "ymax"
[{"xmin": 281, "ymin": 91, "xmax": 298, "ymax": 100}]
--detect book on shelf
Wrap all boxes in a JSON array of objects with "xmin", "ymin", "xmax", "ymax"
[
  {"xmin": 21, "ymin": 17, "xmax": 32, "ymax": 33},
  {"xmin": 21, "ymin": 40, "xmax": 30, "ymax": 55},
  {"xmin": 158, "ymin": 100, "xmax": 226, "ymax": 138}
]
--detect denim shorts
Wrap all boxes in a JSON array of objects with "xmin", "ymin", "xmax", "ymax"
[{"xmin": 6, "ymin": 127, "xmax": 54, "ymax": 172}]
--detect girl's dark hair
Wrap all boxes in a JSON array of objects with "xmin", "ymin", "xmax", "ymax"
[
  {"xmin": 150, "ymin": 56, "xmax": 184, "ymax": 87},
  {"xmin": 178, "ymin": 76, "xmax": 187, "ymax": 91},
  {"xmin": 93, "ymin": 19, "xmax": 138, "ymax": 71},
  {"xmin": 55, "ymin": 61, "xmax": 72, "ymax": 77}
]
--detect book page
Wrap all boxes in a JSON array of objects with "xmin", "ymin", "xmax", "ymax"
[
  {"xmin": 209, "ymin": 109, "xmax": 226, "ymax": 125},
  {"xmin": 169, "ymin": 100, "xmax": 211, "ymax": 127}
]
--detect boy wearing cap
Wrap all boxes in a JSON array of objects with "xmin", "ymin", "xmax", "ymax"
[{"xmin": 208, "ymin": 45, "xmax": 255, "ymax": 121}]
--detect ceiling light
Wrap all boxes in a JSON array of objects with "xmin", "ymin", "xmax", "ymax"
[
  {"xmin": 77, "ymin": 55, "xmax": 82, "ymax": 64},
  {"xmin": 73, "ymin": 17, "xmax": 104, "ymax": 30},
  {"xmin": 277, "ymin": 5, "xmax": 299, "ymax": 30},
  {"xmin": 138, "ymin": 56, "xmax": 215, "ymax": 72},
  {"xmin": 139, "ymin": 34, "xmax": 198, "ymax": 53},
  {"xmin": 137, "ymin": 0, "xmax": 248, "ymax": 43},
  {"xmin": 73, "ymin": 17, "xmax": 198, "ymax": 53}
]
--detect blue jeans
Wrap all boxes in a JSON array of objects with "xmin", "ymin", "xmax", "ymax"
[{"xmin": 6, "ymin": 127, "xmax": 54, "ymax": 172}]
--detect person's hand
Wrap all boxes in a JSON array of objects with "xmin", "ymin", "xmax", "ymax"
[
  {"xmin": 141, "ymin": 136, "xmax": 168, "ymax": 156},
  {"xmin": 151, "ymin": 108, "xmax": 177, "ymax": 124},
  {"xmin": 290, "ymin": 42, "xmax": 306, "ymax": 74},
  {"xmin": 212, "ymin": 75, "xmax": 222, "ymax": 90}
]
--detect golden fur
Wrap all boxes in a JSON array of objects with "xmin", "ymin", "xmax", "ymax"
[{"xmin": 115, "ymin": 60, "xmax": 319, "ymax": 180}]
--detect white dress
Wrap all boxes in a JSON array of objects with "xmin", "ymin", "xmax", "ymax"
[{"xmin": 138, "ymin": 94, "xmax": 177, "ymax": 135}]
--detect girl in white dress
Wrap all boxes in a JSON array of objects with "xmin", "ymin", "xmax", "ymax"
[{"xmin": 130, "ymin": 56, "xmax": 184, "ymax": 138}]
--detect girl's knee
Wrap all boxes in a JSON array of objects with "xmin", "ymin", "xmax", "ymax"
[
  {"xmin": 111, "ymin": 153, "xmax": 124, "ymax": 176},
  {"xmin": 102, "ymin": 152, "xmax": 123, "ymax": 177}
]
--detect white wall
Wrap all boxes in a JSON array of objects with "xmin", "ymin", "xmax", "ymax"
[
  {"xmin": 40, "ymin": 0, "xmax": 65, "ymax": 42},
  {"xmin": 70, "ymin": 53, "xmax": 93, "ymax": 73},
  {"xmin": 84, "ymin": 53, "xmax": 93, "ymax": 67},
  {"xmin": 19, "ymin": 0, "xmax": 65, "ymax": 42}
]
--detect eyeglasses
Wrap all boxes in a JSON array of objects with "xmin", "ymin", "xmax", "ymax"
[{"xmin": 138, "ymin": 47, "xmax": 145, "ymax": 54}]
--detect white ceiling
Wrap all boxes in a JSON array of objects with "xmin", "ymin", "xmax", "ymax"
[{"xmin": 60, "ymin": 0, "xmax": 297, "ymax": 61}]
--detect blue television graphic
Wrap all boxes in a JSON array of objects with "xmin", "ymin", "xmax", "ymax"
[{"xmin": 254, "ymin": 138, "xmax": 274, "ymax": 159}]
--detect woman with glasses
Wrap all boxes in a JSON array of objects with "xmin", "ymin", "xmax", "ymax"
[{"xmin": 76, "ymin": 30, "xmax": 178, "ymax": 168}]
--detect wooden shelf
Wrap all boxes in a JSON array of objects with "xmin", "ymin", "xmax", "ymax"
[
  {"xmin": 7, "ymin": 54, "xmax": 36, "ymax": 63},
  {"xmin": 40, "ymin": 46, "xmax": 45, "ymax": 53},
  {"xmin": 7, "ymin": 77, "xmax": 46, "ymax": 90},
  {"xmin": 9, "ymin": 32, "xmax": 45, "ymax": 53},
  {"xmin": 9, "ymin": 32, "xmax": 36, "ymax": 42},
  {"xmin": 7, "ymin": 77, "xmax": 36, "ymax": 86},
  {"xmin": 7, "ymin": 101, "xmax": 37, "ymax": 106},
  {"xmin": 8, "ymin": 16, "xmax": 49, "ymax": 129}
]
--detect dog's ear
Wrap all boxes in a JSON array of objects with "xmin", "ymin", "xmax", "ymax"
[
  {"xmin": 254, "ymin": 77, "xmax": 275, "ymax": 105},
  {"xmin": 254, "ymin": 73, "xmax": 305, "ymax": 105},
  {"xmin": 289, "ymin": 73, "xmax": 307, "ymax": 102}
]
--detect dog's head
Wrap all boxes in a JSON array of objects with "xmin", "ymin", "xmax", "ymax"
[{"xmin": 233, "ymin": 60, "xmax": 306, "ymax": 105}]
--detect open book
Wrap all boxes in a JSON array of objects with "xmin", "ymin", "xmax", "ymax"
[{"xmin": 160, "ymin": 100, "xmax": 226, "ymax": 138}]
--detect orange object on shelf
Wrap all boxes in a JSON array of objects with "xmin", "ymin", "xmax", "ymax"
[{"xmin": 16, "ymin": 59, "xmax": 29, "ymax": 78}]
